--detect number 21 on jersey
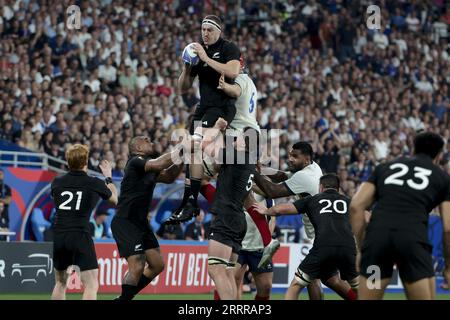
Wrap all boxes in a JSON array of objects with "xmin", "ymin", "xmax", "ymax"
[{"xmin": 59, "ymin": 191, "xmax": 83, "ymax": 211}]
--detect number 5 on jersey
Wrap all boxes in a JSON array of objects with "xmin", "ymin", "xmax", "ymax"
[
  {"xmin": 246, "ymin": 174, "xmax": 255, "ymax": 191},
  {"xmin": 59, "ymin": 191, "xmax": 83, "ymax": 210}
]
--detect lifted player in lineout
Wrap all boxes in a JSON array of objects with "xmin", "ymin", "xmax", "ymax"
[
  {"xmin": 172, "ymin": 14, "xmax": 241, "ymax": 221},
  {"xmin": 167, "ymin": 57, "xmax": 280, "ymax": 270}
]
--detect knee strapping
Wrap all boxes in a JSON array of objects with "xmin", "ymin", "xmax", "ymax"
[
  {"xmin": 226, "ymin": 261, "xmax": 236, "ymax": 269},
  {"xmin": 208, "ymin": 257, "xmax": 229, "ymax": 267},
  {"xmin": 294, "ymin": 268, "xmax": 312, "ymax": 287}
]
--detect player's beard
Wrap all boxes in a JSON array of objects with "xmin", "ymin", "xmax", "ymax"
[{"xmin": 289, "ymin": 162, "xmax": 305, "ymax": 172}]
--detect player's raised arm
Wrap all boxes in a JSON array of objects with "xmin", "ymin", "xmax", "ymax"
[
  {"xmin": 145, "ymin": 144, "xmax": 184, "ymax": 173},
  {"xmin": 99, "ymin": 160, "xmax": 118, "ymax": 205},
  {"xmin": 192, "ymin": 43, "xmax": 240, "ymax": 79},
  {"xmin": 217, "ymin": 73, "xmax": 241, "ymax": 98},
  {"xmin": 265, "ymin": 203, "xmax": 298, "ymax": 216},
  {"xmin": 261, "ymin": 167, "xmax": 290, "ymax": 183},
  {"xmin": 440, "ymin": 200, "xmax": 450, "ymax": 285},
  {"xmin": 349, "ymin": 182, "xmax": 376, "ymax": 250},
  {"xmin": 253, "ymin": 171, "xmax": 293, "ymax": 199},
  {"xmin": 252, "ymin": 201, "xmax": 297, "ymax": 216},
  {"xmin": 178, "ymin": 63, "xmax": 196, "ymax": 93},
  {"xmin": 156, "ymin": 163, "xmax": 184, "ymax": 184}
]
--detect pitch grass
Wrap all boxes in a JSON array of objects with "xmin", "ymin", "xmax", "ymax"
[{"xmin": 1, "ymin": 292, "xmax": 450, "ymax": 300}]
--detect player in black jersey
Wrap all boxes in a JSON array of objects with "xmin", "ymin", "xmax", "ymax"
[
  {"xmin": 51, "ymin": 144, "xmax": 118, "ymax": 300},
  {"xmin": 255, "ymin": 174, "xmax": 359, "ymax": 300},
  {"xmin": 169, "ymin": 14, "xmax": 241, "ymax": 223},
  {"xmin": 195, "ymin": 118, "xmax": 257, "ymax": 299},
  {"xmin": 111, "ymin": 136, "xmax": 184, "ymax": 300},
  {"xmin": 350, "ymin": 132, "xmax": 450, "ymax": 300}
]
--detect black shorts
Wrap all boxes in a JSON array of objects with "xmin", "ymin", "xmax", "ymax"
[
  {"xmin": 53, "ymin": 231, "xmax": 98, "ymax": 271},
  {"xmin": 189, "ymin": 104, "xmax": 236, "ymax": 135},
  {"xmin": 209, "ymin": 209, "xmax": 246, "ymax": 254},
  {"xmin": 238, "ymin": 250, "xmax": 273, "ymax": 273},
  {"xmin": 299, "ymin": 246, "xmax": 358, "ymax": 282},
  {"xmin": 111, "ymin": 216, "xmax": 159, "ymax": 258},
  {"xmin": 360, "ymin": 228, "xmax": 434, "ymax": 283}
]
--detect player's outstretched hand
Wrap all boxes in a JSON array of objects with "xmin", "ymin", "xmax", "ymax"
[
  {"xmin": 99, "ymin": 160, "xmax": 113, "ymax": 178},
  {"xmin": 214, "ymin": 117, "xmax": 228, "ymax": 130},
  {"xmin": 217, "ymin": 73, "xmax": 225, "ymax": 90},
  {"xmin": 192, "ymin": 43, "xmax": 208, "ymax": 62},
  {"xmin": 252, "ymin": 203, "xmax": 270, "ymax": 215}
]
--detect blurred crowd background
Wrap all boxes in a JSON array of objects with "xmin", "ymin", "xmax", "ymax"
[{"xmin": 0, "ymin": 0, "xmax": 449, "ymax": 202}]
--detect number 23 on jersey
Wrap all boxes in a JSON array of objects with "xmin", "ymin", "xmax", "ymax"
[{"xmin": 384, "ymin": 163, "xmax": 432, "ymax": 190}]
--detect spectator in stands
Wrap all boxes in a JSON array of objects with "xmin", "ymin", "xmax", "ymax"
[
  {"xmin": 89, "ymin": 211, "xmax": 109, "ymax": 240},
  {"xmin": 0, "ymin": 202, "xmax": 8, "ymax": 241},
  {"xmin": 156, "ymin": 222, "xmax": 183, "ymax": 240},
  {"xmin": 184, "ymin": 210, "xmax": 208, "ymax": 241},
  {"xmin": 317, "ymin": 135, "xmax": 341, "ymax": 174},
  {"xmin": 0, "ymin": 0, "xmax": 449, "ymax": 239},
  {"xmin": 0, "ymin": 120, "xmax": 17, "ymax": 141},
  {"xmin": 348, "ymin": 153, "xmax": 375, "ymax": 184},
  {"xmin": 0, "ymin": 169, "xmax": 12, "ymax": 241}
]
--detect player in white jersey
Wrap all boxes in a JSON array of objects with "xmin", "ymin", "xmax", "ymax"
[
  {"xmin": 216, "ymin": 64, "xmax": 280, "ymax": 264},
  {"xmin": 228, "ymin": 72, "xmax": 260, "ymax": 133},
  {"xmin": 234, "ymin": 194, "xmax": 275, "ymax": 300},
  {"xmin": 216, "ymin": 57, "xmax": 260, "ymax": 131},
  {"xmin": 202, "ymin": 67, "xmax": 261, "ymax": 177},
  {"xmin": 253, "ymin": 141, "xmax": 324, "ymax": 300}
]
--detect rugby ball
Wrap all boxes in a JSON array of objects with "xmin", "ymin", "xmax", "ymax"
[{"xmin": 182, "ymin": 43, "xmax": 200, "ymax": 66}]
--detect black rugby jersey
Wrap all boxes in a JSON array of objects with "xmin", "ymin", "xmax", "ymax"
[
  {"xmin": 116, "ymin": 156, "xmax": 157, "ymax": 222},
  {"xmin": 210, "ymin": 149, "xmax": 256, "ymax": 215},
  {"xmin": 51, "ymin": 171, "xmax": 112, "ymax": 233},
  {"xmin": 294, "ymin": 189, "xmax": 355, "ymax": 248},
  {"xmin": 368, "ymin": 154, "xmax": 450, "ymax": 232},
  {"xmin": 190, "ymin": 38, "xmax": 240, "ymax": 108}
]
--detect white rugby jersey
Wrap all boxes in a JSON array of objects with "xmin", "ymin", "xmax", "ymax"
[
  {"xmin": 241, "ymin": 193, "xmax": 266, "ymax": 251},
  {"xmin": 229, "ymin": 73, "xmax": 260, "ymax": 132},
  {"xmin": 284, "ymin": 161, "xmax": 323, "ymax": 239}
]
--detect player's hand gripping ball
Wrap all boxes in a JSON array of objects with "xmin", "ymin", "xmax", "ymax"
[{"xmin": 182, "ymin": 43, "xmax": 200, "ymax": 66}]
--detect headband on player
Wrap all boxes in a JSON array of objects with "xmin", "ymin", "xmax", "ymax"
[{"xmin": 202, "ymin": 19, "xmax": 221, "ymax": 32}]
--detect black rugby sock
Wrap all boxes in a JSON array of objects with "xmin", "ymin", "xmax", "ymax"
[
  {"xmin": 189, "ymin": 178, "xmax": 201, "ymax": 203},
  {"xmin": 118, "ymin": 284, "xmax": 137, "ymax": 300},
  {"xmin": 178, "ymin": 165, "xmax": 192, "ymax": 208},
  {"xmin": 136, "ymin": 274, "xmax": 152, "ymax": 293},
  {"xmin": 180, "ymin": 184, "xmax": 192, "ymax": 207}
]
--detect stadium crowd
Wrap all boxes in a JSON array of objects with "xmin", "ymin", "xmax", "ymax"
[{"xmin": 0, "ymin": 0, "xmax": 449, "ymax": 202}]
